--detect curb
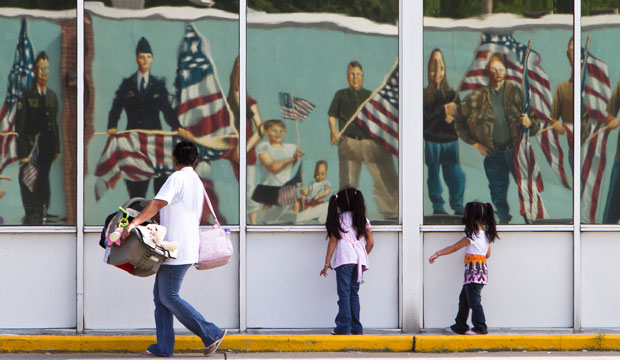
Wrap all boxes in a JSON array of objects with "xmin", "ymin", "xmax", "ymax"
[
  {"xmin": 3, "ymin": 334, "xmax": 620, "ymax": 353},
  {"xmin": 414, "ymin": 334, "xmax": 620, "ymax": 352},
  {"xmin": 0, "ymin": 335, "xmax": 414, "ymax": 353}
]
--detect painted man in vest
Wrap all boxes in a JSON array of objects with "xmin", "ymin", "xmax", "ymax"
[
  {"xmin": 455, "ymin": 53, "xmax": 540, "ymax": 224},
  {"xmin": 328, "ymin": 61, "xmax": 399, "ymax": 221},
  {"xmin": 107, "ymin": 37, "xmax": 192, "ymax": 198},
  {"xmin": 15, "ymin": 51, "xmax": 60, "ymax": 225}
]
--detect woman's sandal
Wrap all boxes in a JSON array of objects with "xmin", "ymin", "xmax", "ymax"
[{"xmin": 204, "ymin": 329, "xmax": 227, "ymax": 357}]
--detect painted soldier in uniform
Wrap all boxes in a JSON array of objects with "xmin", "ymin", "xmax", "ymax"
[
  {"xmin": 15, "ymin": 51, "xmax": 60, "ymax": 225},
  {"xmin": 107, "ymin": 37, "xmax": 192, "ymax": 198}
]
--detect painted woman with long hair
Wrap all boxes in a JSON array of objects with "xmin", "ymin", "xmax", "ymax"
[{"xmin": 423, "ymin": 49, "xmax": 465, "ymax": 216}]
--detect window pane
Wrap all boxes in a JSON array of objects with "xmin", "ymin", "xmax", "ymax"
[
  {"xmin": 423, "ymin": 1, "xmax": 574, "ymax": 225},
  {"xmin": 84, "ymin": 2, "xmax": 239, "ymax": 225},
  {"xmin": 0, "ymin": 4, "xmax": 77, "ymax": 225},
  {"xmin": 247, "ymin": 1, "xmax": 399, "ymax": 225},
  {"xmin": 582, "ymin": 3, "xmax": 620, "ymax": 224}
]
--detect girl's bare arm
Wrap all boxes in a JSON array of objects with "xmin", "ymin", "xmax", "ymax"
[
  {"xmin": 428, "ymin": 237, "xmax": 470, "ymax": 264},
  {"xmin": 320, "ymin": 235, "xmax": 338, "ymax": 276},
  {"xmin": 365, "ymin": 229, "xmax": 374, "ymax": 255}
]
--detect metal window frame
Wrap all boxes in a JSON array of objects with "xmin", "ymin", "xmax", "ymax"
[{"xmin": 68, "ymin": 0, "xmax": 586, "ymax": 334}]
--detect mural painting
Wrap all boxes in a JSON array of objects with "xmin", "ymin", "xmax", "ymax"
[
  {"xmin": 0, "ymin": 8, "xmax": 76, "ymax": 225},
  {"xmin": 423, "ymin": 6, "xmax": 575, "ymax": 225}
]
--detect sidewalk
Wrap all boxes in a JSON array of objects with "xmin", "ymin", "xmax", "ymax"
[{"xmin": 2, "ymin": 334, "xmax": 620, "ymax": 353}]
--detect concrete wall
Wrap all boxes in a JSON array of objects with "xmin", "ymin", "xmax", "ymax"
[{"xmin": 423, "ymin": 232, "xmax": 573, "ymax": 329}]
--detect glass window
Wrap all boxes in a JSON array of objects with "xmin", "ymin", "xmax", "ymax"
[
  {"xmin": 423, "ymin": 1, "xmax": 574, "ymax": 225},
  {"xmin": 247, "ymin": 0, "xmax": 399, "ymax": 225},
  {"xmin": 0, "ymin": 3, "xmax": 77, "ymax": 225},
  {"xmin": 582, "ymin": 3, "xmax": 620, "ymax": 224},
  {"xmin": 84, "ymin": 1, "xmax": 240, "ymax": 225}
]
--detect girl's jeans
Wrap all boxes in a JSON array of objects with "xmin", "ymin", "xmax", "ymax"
[
  {"xmin": 334, "ymin": 264, "xmax": 363, "ymax": 335},
  {"xmin": 147, "ymin": 264, "xmax": 224, "ymax": 357},
  {"xmin": 451, "ymin": 283, "xmax": 488, "ymax": 334}
]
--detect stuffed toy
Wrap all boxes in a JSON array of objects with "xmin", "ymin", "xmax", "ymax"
[{"xmin": 138, "ymin": 224, "xmax": 179, "ymax": 256}]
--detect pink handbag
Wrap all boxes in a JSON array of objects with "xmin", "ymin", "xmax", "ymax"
[{"xmin": 195, "ymin": 188, "xmax": 232, "ymax": 270}]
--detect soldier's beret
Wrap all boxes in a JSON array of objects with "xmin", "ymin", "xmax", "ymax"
[{"xmin": 136, "ymin": 37, "xmax": 152, "ymax": 56}]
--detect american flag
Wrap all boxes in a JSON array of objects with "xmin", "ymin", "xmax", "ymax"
[
  {"xmin": 94, "ymin": 132, "xmax": 176, "ymax": 200},
  {"xmin": 514, "ymin": 128, "xmax": 548, "ymax": 222},
  {"xmin": 276, "ymin": 163, "xmax": 302, "ymax": 206},
  {"xmin": 21, "ymin": 134, "xmax": 39, "ymax": 192},
  {"xmin": 176, "ymin": 23, "xmax": 236, "ymax": 141},
  {"xmin": 93, "ymin": 132, "xmax": 230, "ymax": 201},
  {"xmin": 350, "ymin": 60, "xmax": 398, "ymax": 156},
  {"xmin": 0, "ymin": 19, "xmax": 35, "ymax": 175},
  {"xmin": 460, "ymin": 33, "xmax": 570, "ymax": 190},
  {"xmin": 278, "ymin": 92, "xmax": 315, "ymax": 121},
  {"xmin": 581, "ymin": 50, "xmax": 612, "ymax": 223}
]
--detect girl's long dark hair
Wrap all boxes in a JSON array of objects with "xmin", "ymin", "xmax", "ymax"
[
  {"xmin": 462, "ymin": 201, "xmax": 498, "ymax": 243},
  {"xmin": 325, "ymin": 188, "xmax": 367, "ymax": 240}
]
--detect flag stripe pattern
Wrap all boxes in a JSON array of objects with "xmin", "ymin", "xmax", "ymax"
[
  {"xmin": 460, "ymin": 33, "xmax": 570, "ymax": 190},
  {"xmin": 514, "ymin": 129, "xmax": 548, "ymax": 221},
  {"xmin": 278, "ymin": 92, "xmax": 316, "ymax": 121},
  {"xmin": 176, "ymin": 24, "xmax": 235, "ymax": 139},
  {"xmin": 94, "ymin": 131, "xmax": 230, "ymax": 201},
  {"xmin": 0, "ymin": 19, "xmax": 35, "ymax": 174},
  {"xmin": 581, "ymin": 50, "xmax": 612, "ymax": 223},
  {"xmin": 352, "ymin": 61, "xmax": 399, "ymax": 156},
  {"xmin": 94, "ymin": 133, "xmax": 176, "ymax": 200}
]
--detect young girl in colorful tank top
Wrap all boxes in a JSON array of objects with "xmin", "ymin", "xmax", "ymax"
[{"xmin": 429, "ymin": 201, "xmax": 498, "ymax": 335}]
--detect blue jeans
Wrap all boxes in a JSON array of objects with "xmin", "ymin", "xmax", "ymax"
[
  {"xmin": 451, "ymin": 283, "xmax": 487, "ymax": 334},
  {"xmin": 603, "ymin": 157, "xmax": 620, "ymax": 224},
  {"xmin": 334, "ymin": 264, "xmax": 362, "ymax": 335},
  {"xmin": 147, "ymin": 264, "xmax": 223, "ymax": 357},
  {"xmin": 424, "ymin": 141, "xmax": 465, "ymax": 214},
  {"xmin": 483, "ymin": 149, "xmax": 517, "ymax": 223}
]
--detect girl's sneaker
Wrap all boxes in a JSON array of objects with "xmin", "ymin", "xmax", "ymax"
[
  {"xmin": 465, "ymin": 329, "xmax": 486, "ymax": 335},
  {"xmin": 445, "ymin": 326, "xmax": 457, "ymax": 334}
]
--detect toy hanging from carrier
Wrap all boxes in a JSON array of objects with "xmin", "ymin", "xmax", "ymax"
[{"xmin": 100, "ymin": 197, "xmax": 178, "ymax": 277}]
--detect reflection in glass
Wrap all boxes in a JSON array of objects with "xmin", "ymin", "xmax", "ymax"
[
  {"xmin": 247, "ymin": 1, "xmax": 399, "ymax": 225},
  {"xmin": 0, "ymin": 5, "xmax": 76, "ymax": 225},
  {"xmin": 423, "ymin": 3, "xmax": 574, "ymax": 225},
  {"xmin": 84, "ymin": 3, "xmax": 239, "ymax": 225},
  {"xmin": 582, "ymin": 14, "xmax": 620, "ymax": 224}
]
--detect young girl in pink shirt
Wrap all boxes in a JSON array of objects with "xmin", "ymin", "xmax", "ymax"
[{"xmin": 320, "ymin": 188, "xmax": 374, "ymax": 335}]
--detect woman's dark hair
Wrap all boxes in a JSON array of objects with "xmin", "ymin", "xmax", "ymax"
[
  {"xmin": 173, "ymin": 141, "xmax": 198, "ymax": 165},
  {"xmin": 325, "ymin": 187, "xmax": 367, "ymax": 240},
  {"xmin": 462, "ymin": 201, "xmax": 498, "ymax": 243},
  {"xmin": 423, "ymin": 48, "xmax": 451, "ymax": 105}
]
